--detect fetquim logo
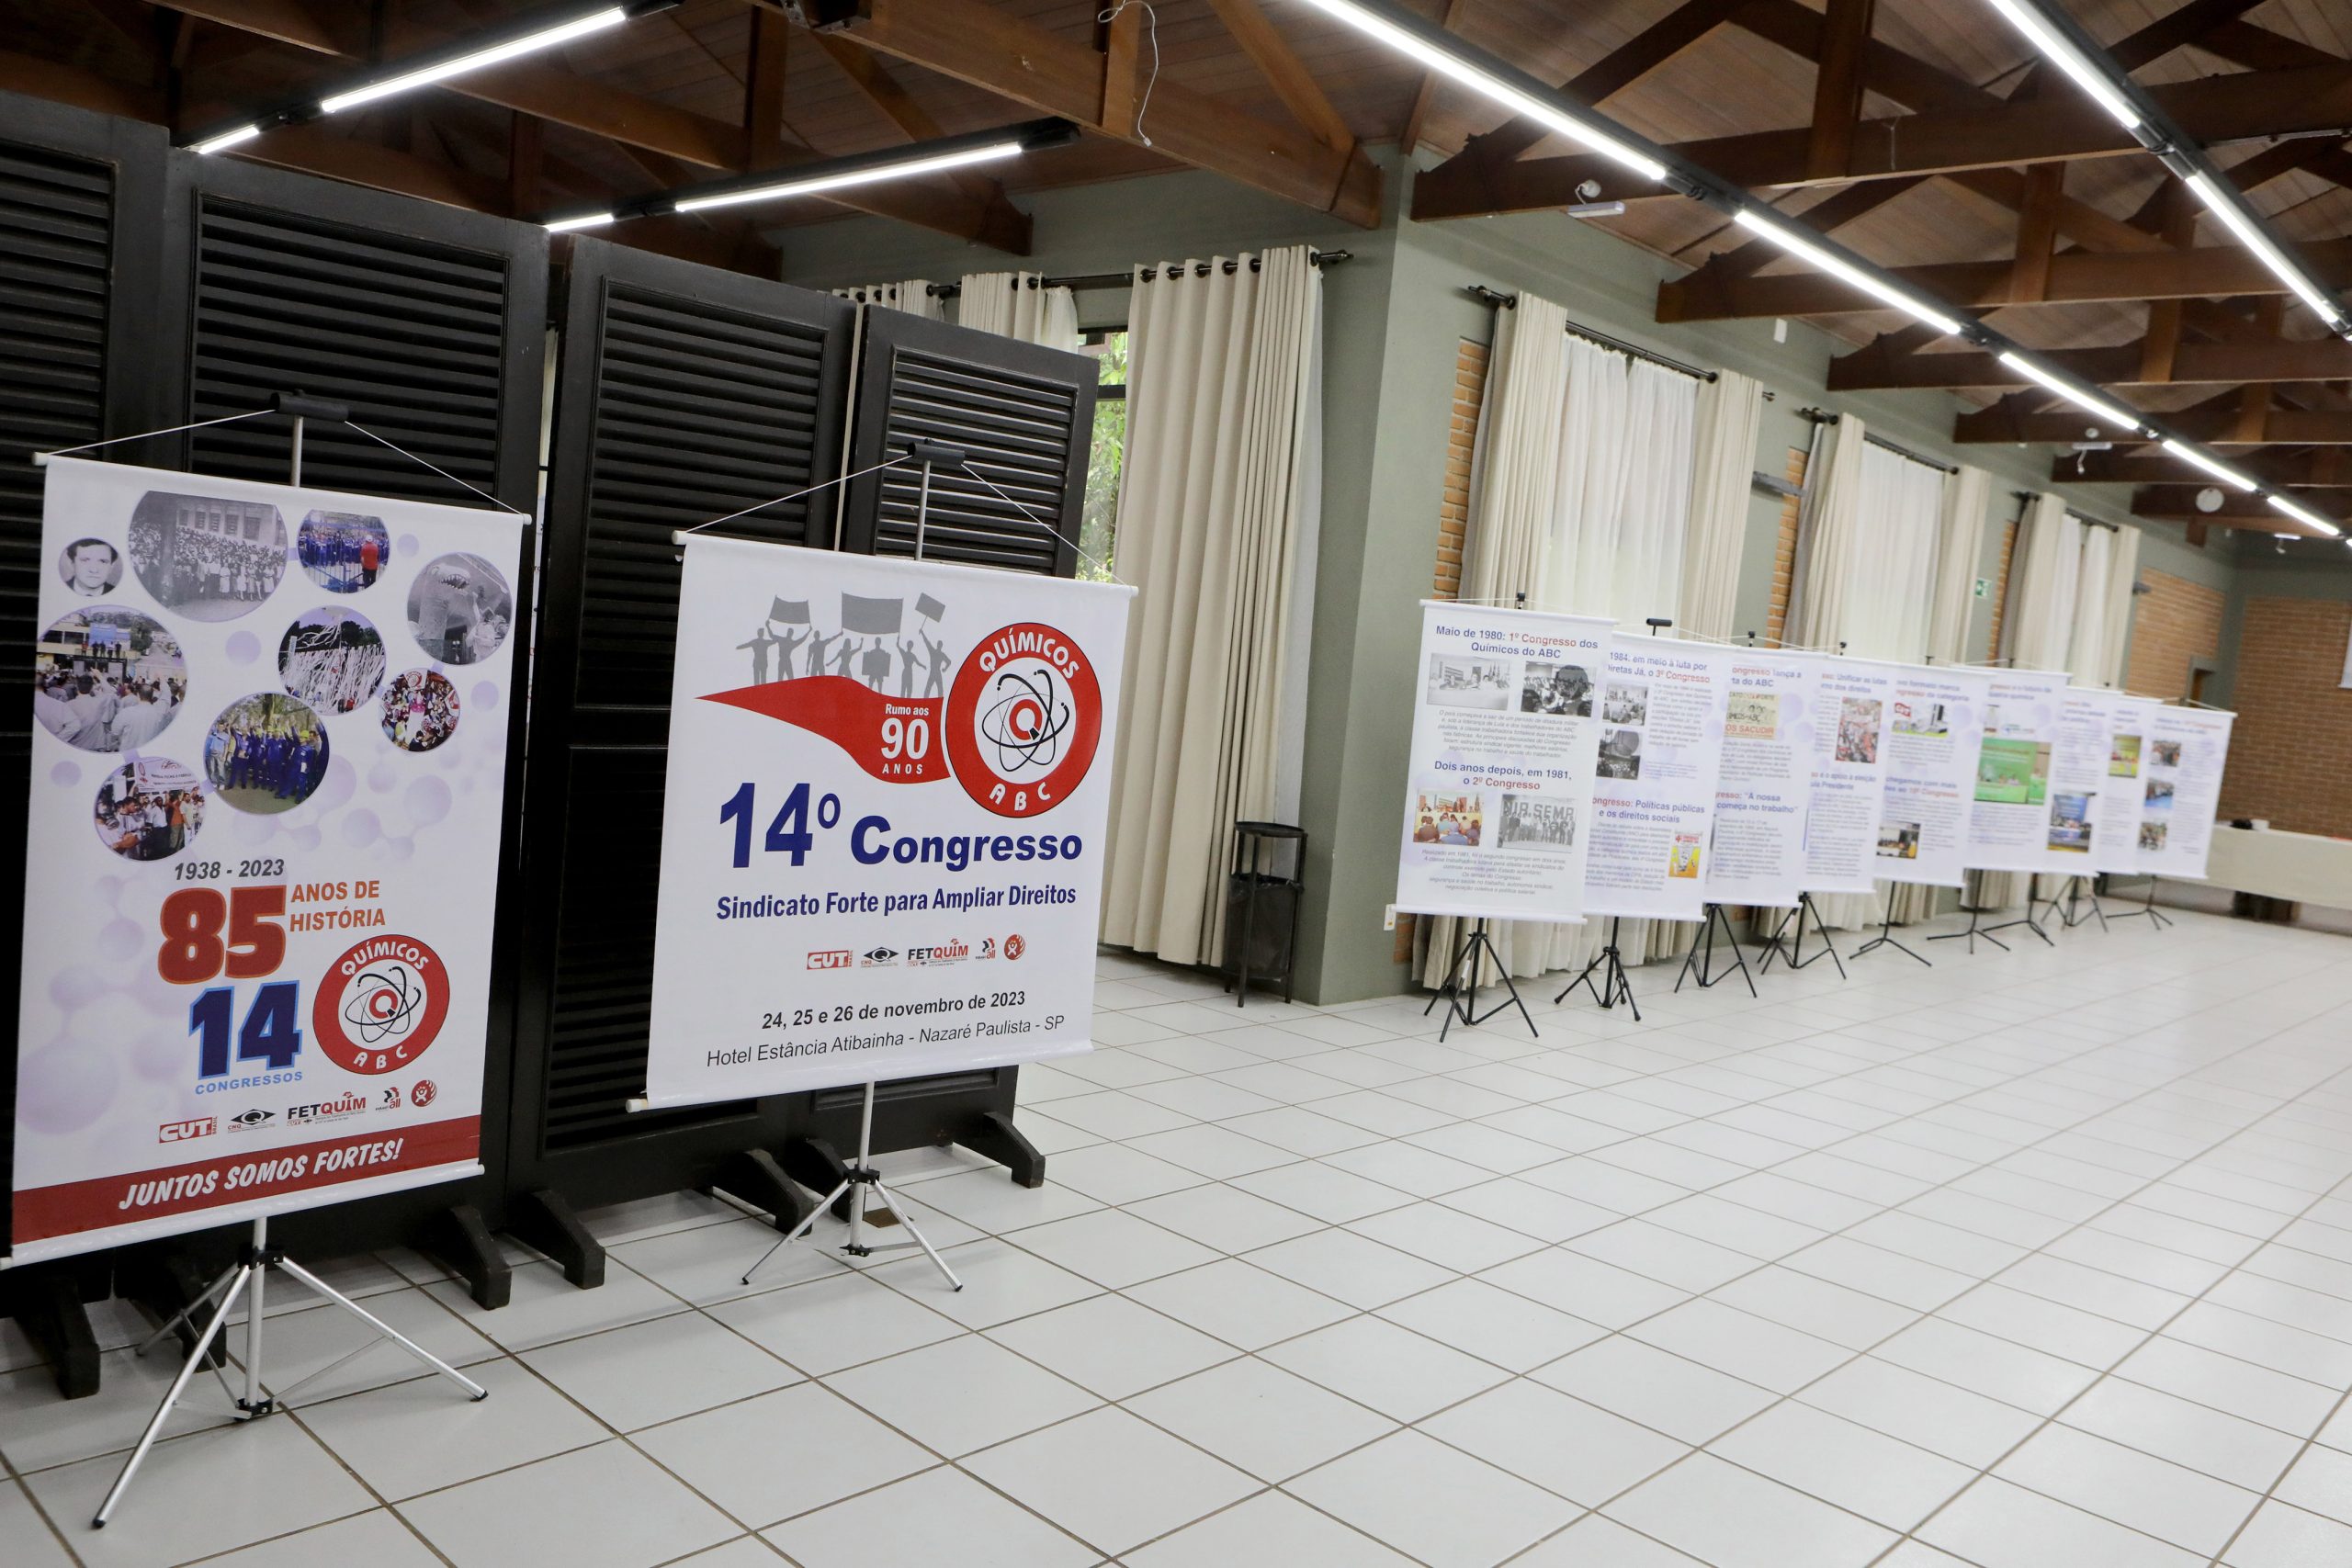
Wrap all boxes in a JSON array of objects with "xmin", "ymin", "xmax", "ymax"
[{"xmin": 286, "ymin": 1092, "xmax": 367, "ymax": 1126}]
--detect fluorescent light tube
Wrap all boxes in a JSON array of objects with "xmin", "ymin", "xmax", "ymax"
[
  {"xmin": 1733, "ymin": 209, "xmax": 1966, "ymax": 336},
  {"xmin": 2184, "ymin": 173, "xmax": 2347, "ymax": 329},
  {"xmin": 2267, "ymin": 493, "xmax": 2343, "ymax": 537},
  {"xmin": 1996, "ymin": 351, "xmax": 2142, "ymax": 432},
  {"xmin": 192, "ymin": 124, "xmax": 264, "ymax": 155},
  {"xmin": 320, "ymin": 6, "xmax": 628, "ymax": 115},
  {"xmin": 673, "ymin": 141, "xmax": 1024, "ymax": 214},
  {"xmin": 544, "ymin": 210, "xmax": 616, "ymax": 232},
  {"xmin": 1984, "ymin": 0, "xmax": 2142, "ymax": 130},
  {"xmin": 1293, "ymin": 0, "xmax": 1668, "ymax": 182},
  {"xmin": 2161, "ymin": 438, "xmax": 2257, "ymax": 493}
]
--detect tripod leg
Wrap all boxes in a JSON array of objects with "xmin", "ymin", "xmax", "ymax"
[
  {"xmin": 270, "ymin": 1258, "xmax": 488, "ymax": 1402},
  {"xmin": 134, "ymin": 1264, "xmax": 238, "ymax": 1356},
  {"xmin": 870, "ymin": 1179, "xmax": 964, "ymax": 1292},
  {"xmin": 95, "ymin": 1266, "xmax": 252, "ymax": 1527},
  {"xmin": 743, "ymin": 1178, "xmax": 853, "ymax": 1284}
]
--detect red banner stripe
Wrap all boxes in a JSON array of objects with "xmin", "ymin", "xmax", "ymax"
[
  {"xmin": 702, "ymin": 676, "xmax": 948, "ymax": 783},
  {"xmin": 10, "ymin": 1117, "xmax": 481, "ymax": 1246}
]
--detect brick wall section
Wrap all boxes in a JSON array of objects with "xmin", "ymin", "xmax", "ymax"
[
  {"xmin": 1430, "ymin": 337, "xmax": 1487, "ymax": 600},
  {"xmin": 1763, "ymin": 446, "xmax": 1807, "ymax": 644},
  {"xmin": 1987, "ymin": 517, "xmax": 2020, "ymax": 661},
  {"xmin": 1404, "ymin": 337, "xmax": 1493, "ymax": 963},
  {"xmin": 2217, "ymin": 596, "xmax": 2352, "ymax": 837},
  {"xmin": 2125, "ymin": 569, "xmax": 2225, "ymax": 701}
]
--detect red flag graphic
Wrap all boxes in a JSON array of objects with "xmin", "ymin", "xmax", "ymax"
[{"xmin": 702, "ymin": 676, "xmax": 948, "ymax": 783}]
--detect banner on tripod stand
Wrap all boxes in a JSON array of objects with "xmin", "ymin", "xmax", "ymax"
[
  {"xmin": 1701, "ymin": 649, "xmax": 1819, "ymax": 909},
  {"xmin": 1582, "ymin": 633, "xmax": 1732, "ymax": 921},
  {"xmin": 1801, "ymin": 658, "xmax": 1899, "ymax": 895},
  {"xmin": 10, "ymin": 457, "xmax": 523, "ymax": 1266},
  {"xmin": 1874, "ymin": 663, "xmax": 1993, "ymax": 889},
  {"xmin": 2137, "ymin": 703, "xmax": 2235, "ymax": 880},
  {"xmin": 640, "ymin": 537, "xmax": 1134, "ymax": 1109},
  {"xmin": 1395, "ymin": 601, "xmax": 1613, "ymax": 923},
  {"xmin": 2091, "ymin": 692, "xmax": 2163, "ymax": 878},
  {"xmin": 1962, "ymin": 668, "xmax": 2072, "ymax": 874}
]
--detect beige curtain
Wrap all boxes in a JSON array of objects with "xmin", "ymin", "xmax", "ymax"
[
  {"xmin": 1459, "ymin": 298, "xmax": 1569, "ymax": 606},
  {"xmin": 829, "ymin": 280, "xmax": 944, "ymax": 321},
  {"xmin": 1681, "ymin": 368, "xmax": 1766, "ymax": 639},
  {"xmin": 957, "ymin": 270, "xmax": 1081, "ymax": 350},
  {"xmin": 1891, "ymin": 463, "xmax": 1994, "ymax": 921},
  {"xmin": 1973, "ymin": 491, "xmax": 2079, "ymax": 910},
  {"xmin": 1100, "ymin": 248, "xmax": 1322, "ymax": 966},
  {"xmin": 2098, "ymin": 527, "xmax": 2143, "ymax": 688}
]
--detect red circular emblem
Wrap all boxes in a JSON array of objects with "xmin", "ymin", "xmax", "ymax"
[
  {"xmin": 411, "ymin": 1078, "xmax": 438, "ymax": 1109},
  {"xmin": 312, "ymin": 935, "xmax": 450, "ymax": 1075},
  {"xmin": 944, "ymin": 623, "xmax": 1104, "ymax": 818},
  {"xmin": 1004, "ymin": 934, "xmax": 1025, "ymax": 961}
]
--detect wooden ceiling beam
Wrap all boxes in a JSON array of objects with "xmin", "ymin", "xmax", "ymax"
[
  {"xmin": 804, "ymin": 0, "xmax": 1379, "ymax": 228},
  {"xmin": 804, "ymin": 28, "xmax": 1030, "ymax": 252},
  {"xmin": 1829, "ymin": 336, "xmax": 2352, "ymax": 391},
  {"xmin": 0, "ymin": 46, "xmax": 160, "ymax": 118},
  {"xmin": 1419, "ymin": 61, "xmax": 2352, "ymax": 218},
  {"xmin": 1805, "ymin": 0, "xmax": 1875, "ymax": 183},
  {"xmin": 1204, "ymin": 0, "xmax": 1355, "ymax": 151},
  {"xmin": 2107, "ymin": 0, "xmax": 2271, "ymax": 72},
  {"xmin": 1398, "ymin": 0, "xmax": 1469, "ymax": 159}
]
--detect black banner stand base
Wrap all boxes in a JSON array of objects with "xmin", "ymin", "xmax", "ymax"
[
  {"xmin": 1849, "ymin": 886, "xmax": 1930, "ymax": 967},
  {"xmin": 2039, "ymin": 874, "xmax": 2107, "ymax": 932},
  {"xmin": 1424, "ymin": 917, "xmax": 1537, "ymax": 1042},
  {"xmin": 1928, "ymin": 904, "xmax": 2009, "ymax": 953},
  {"xmin": 1984, "ymin": 902, "xmax": 2055, "ymax": 948},
  {"xmin": 1558, "ymin": 917, "xmax": 1641, "ymax": 1021},
  {"xmin": 1759, "ymin": 893, "xmax": 1846, "ymax": 979},
  {"xmin": 741, "ymin": 1083, "xmax": 963, "ymax": 1292},
  {"xmin": 2106, "ymin": 875, "xmax": 2173, "ymax": 930},
  {"xmin": 1675, "ymin": 903, "xmax": 1756, "ymax": 998},
  {"xmin": 95, "ymin": 1216, "xmax": 486, "ymax": 1527}
]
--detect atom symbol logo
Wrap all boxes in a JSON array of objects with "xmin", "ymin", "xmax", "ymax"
[
  {"xmin": 344, "ymin": 963, "xmax": 426, "ymax": 1044},
  {"xmin": 978, "ymin": 667, "xmax": 1071, "ymax": 777}
]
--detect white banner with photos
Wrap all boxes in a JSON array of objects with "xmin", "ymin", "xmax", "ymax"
[
  {"xmin": 1396, "ymin": 602, "xmax": 1613, "ymax": 923},
  {"xmin": 1584, "ymin": 635, "xmax": 1732, "ymax": 921},
  {"xmin": 2139, "ymin": 705, "xmax": 2236, "ymax": 880},
  {"xmin": 1963, "ymin": 669, "xmax": 2073, "ymax": 875},
  {"xmin": 1702, "ymin": 650, "xmax": 1820, "ymax": 909},
  {"xmin": 1803, "ymin": 658, "xmax": 1899, "ymax": 896},
  {"xmin": 2091, "ymin": 694, "xmax": 2163, "ymax": 877},
  {"xmin": 642, "ymin": 537, "xmax": 1133, "ymax": 1109},
  {"xmin": 13, "ymin": 457, "xmax": 521, "ymax": 1265},
  {"xmin": 1875, "ymin": 664, "xmax": 1992, "ymax": 889}
]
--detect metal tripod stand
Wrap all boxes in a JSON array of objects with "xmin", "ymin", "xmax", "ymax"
[
  {"xmin": 1558, "ymin": 916, "xmax": 1640, "ymax": 1021},
  {"xmin": 1675, "ymin": 902, "xmax": 1756, "ymax": 997},
  {"xmin": 1758, "ymin": 893, "xmax": 1846, "ymax": 979},
  {"xmin": 95, "ymin": 1217, "xmax": 487, "ymax": 1526},
  {"xmin": 2038, "ymin": 874, "xmax": 2107, "ymax": 931},
  {"xmin": 1424, "ymin": 917, "xmax": 1537, "ymax": 1041},
  {"xmin": 1849, "ymin": 885, "xmax": 1930, "ymax": 967},
  {"xmin": 741, "ymin": 1081, "xmax": 964, "ymax": 1292}
]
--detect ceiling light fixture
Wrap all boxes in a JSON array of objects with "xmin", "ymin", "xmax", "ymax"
[
  {"xmin": 1292, "ymin": 0, "xmax": 1668, "ymax": 182},
  {"xmin": 1981, "ymin": 0, "xmax": 2143, "ymax": 129},
  {"xmin": 2161, "ymin": 438, "xmax": 2257, "ymax": 493},
  {"xmin": 543, "ymin": 210, "xmax": 618, "ymax": 233},
  {"xmin": 1996, "ymin": 351, "xmax": 2143, "ymax": 433},
  {"xmin": 2266, "ymin": 493, "xmax": 2344, "ymax": 537},
  {"xmin": 1733, "ymin": 209, "xmax": 1966, "ymax": 336},
  {"xmin": 319, "ymin": 6, "xmax": 635, "ymax": 116},
  {"xmin": 2183, "ymin": 173, "xmax": 2349, "ymax": 331},
  {"xmin": 673, "ymin": 141, "xmax": 1024, "ymax": 215},
  {"xmin": 190, "ymin": 124, "xmax": 265, "ymax": 155}
]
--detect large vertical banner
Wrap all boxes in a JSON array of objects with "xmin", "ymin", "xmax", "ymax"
[
  {"xmin": 1396, "ymin": 602, "xmax": 1612, "ymax": 922},
  {"xmin": 2092, "ymin": 694, "xmax": 2160, "ymax": 876},
  {"xmin": 2041, "ymin": 688, "xmax": 2120, "ymax": 872},
  {"xmin": 1584, "ymin": 635, "xmax": 1732, "ymax": 920},
  {"xmin": 12, "ymin": 458, "xmax": 522, "ymax": 1264},
  {"xmin": 1963, "ymin": 669, "xmax": 2071, "ymax": 874},
  {"xmin": 1875, "ymin": 664, "xmax": 1992, "ymax": 888},
  {"xmin": 1803, "ymin": 659, "xmax": 1898, "ymax": 895},
  {"xmin": 1702, "ymin": 650, "xmax": 1819, "ymax": 908},
  {"xmin": 2139, "ymin": 705, "xmax": 2236, "ymax": 879},
  {"xmin": 642, "ymin": 538, "xmax": 1132, "ymax": 1108}
]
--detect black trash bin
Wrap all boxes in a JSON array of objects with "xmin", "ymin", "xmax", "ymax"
[{"xmin": 1223, "ymin": 821, "xmax": 1306, "ymax": 1006}]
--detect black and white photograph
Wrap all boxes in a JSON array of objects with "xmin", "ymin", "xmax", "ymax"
[
  {"xmin": 1597, "ymin": 726, "xmax": 1644, "ymax": 780},
  {"xmin": 1519, "ymin": 660, "xmax": 1593, "ymax": 716},
  {"xmin": 92, "ymin": 758, "xmax": 204, "ymax": 863},
  {"xmin": 406, "ymin": 552, "xmax": 514, "ymax": 665},
  {"xmin": 204, "ymin": 694, "xmax": 330, "ymax": 814},
  {"xmin": 298, "ymin": 511, "xmax": 390, "ymax": 593},
  {"xmin": 382, "ymin": 669, "xmax": 461, "ymax": 753},
  {"xmin": 279, "ymin": 607, "xmax": 388, "ymax": 714},
  {"xmin": 1601, "ymin": 682, "xmax": 1649, "ymax": 726},
  {"xmin": 127, "ymin": 490, "xmax": 287, "ymax": 620},
  {"xmin": 33, "ymin": 608, "xmax": 186, "ymax": 753},
  {"xmin": 1424, "ymin": 654, "xmax": 1510, "ymax": 710},
  {"xmin": 56, "ymin": 536, "xmax": 123, "ymax": 598},
  {"xmin": 1498, "ymin": 793, "xmax": 1577, "ymax": 850}
]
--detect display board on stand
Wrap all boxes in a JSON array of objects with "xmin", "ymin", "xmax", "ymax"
[
  {"xmin": 1801, "ymin": 658, "xmax": 1899, "ymax": 896},
  {"xmin": 12, "ymin": 457, "xmax": 523, "ymax": 1266},
  {"xmin": 1701, "ymin": 649, "xmax": 1820, "ymax": 910},
  {"xmin": 1875, "ymin": 664, "xmax": 1993, "ymax": 889},
  {"xmin": 2139, "ymin": 705, "xmax": 2236, "ymax": 880},
  {"xmin": 1962, "ymin": 669, "xmax": 2073, "ymax": 875},
  {"xmin": 1581, "ymin": 633, "xmax": 1732, "ymax": 922},
  {"xmin": 2091, "ymin": 694, "xmax": 2162, "ymax": 879}
]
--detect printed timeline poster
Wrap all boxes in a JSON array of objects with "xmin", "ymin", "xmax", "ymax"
[
  {"xmin": 1963, "ymin": 669, "xmax": 2071, "ymax": 875},
  {"xmin": 642, "ymin": 537, "xmax": 1134, "ymax": 1109},
  {"xmin": 12, "ymin": 457, "xmax": 523, "ymax": 1264},
  {"xmin": 2139, "ymin": 704, "xmax": 2236, "ymax": 880},
  {"xmin": 1874, "ymin": 664, "xmax": 1992, "ymax": 888},
  {"xmin": 1802, "ymin": 659, "xmax": 1899, "ymax": 895},
  {"xmin": 1702, "ymin": 650, "xmax": 1820, "ymax": 909},
  {"xmin": 2092, "ymin": 694, "xmax": 2161, "ymax": 877},
  {"xmin": 1396, "ymin": 602, "xmax": 1614, "ymax": 924},
  {"xmin": 1583, "ymin": 635, "xmax": 1732, "ymax": 921}
]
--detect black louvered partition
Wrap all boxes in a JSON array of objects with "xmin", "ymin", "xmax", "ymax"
[
  {"xmin": 840, "ymin": 310, "xmax": 1095, "ymax": 576},
  {"xmin": 512, "ymin": 240, "xmax": 854, "ymax": 1208},
  {"xmin": 0, "ymin": 94, "xmax": 170, "ymax": 1388}
]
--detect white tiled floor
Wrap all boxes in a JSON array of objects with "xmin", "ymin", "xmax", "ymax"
[{"xmin": 6, "ymin": 908, "xmax": 2352, "ymax": 1565}]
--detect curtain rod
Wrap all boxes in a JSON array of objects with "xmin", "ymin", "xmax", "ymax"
[
  {"xmin": 2007, "ymin": 488, "xmax": 2120, "ymax": 534},
  {"xmin": 920, "ymin": 249, "xmax": 1352, "ymax": 299},
  {"xmin": 1465, "ymin": 285, "xmax": 1719, "ymax": 383},
  {"xmin": 1800, "ymin": 408, "xmax": 1959, "ymax": 475}
]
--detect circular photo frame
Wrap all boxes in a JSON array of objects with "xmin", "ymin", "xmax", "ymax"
[
  {"xmin": 35, "ymin": 607, "xmax": 187, "ymax": 753},
  {"xmin": 94, "ymin": 757, "xmax": 205, "ymax": 863},
  {"xmin": 204, "ymin": 693, "xmax": 331, "ymax": 815}
]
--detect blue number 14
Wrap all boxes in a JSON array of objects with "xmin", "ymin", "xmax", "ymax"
[
  {"xmin": 718, "ymin": 781, "xmax": 814, "ymax": 869},
  {"xmin": 191, "ymin": 983, "xmax": 304, "ymax": 1077}
]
